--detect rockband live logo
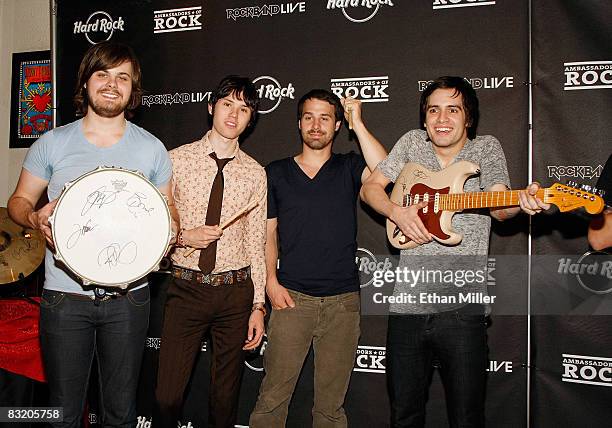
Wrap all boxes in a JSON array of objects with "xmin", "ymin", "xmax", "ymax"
[
  {"xmin": 564, "ymin": 61, "xmax": 612, "ymax": 91},
  {"xmin": 73, "ymin": 11, "xmax": 125, "ymax": 44},
  {"xmin": 331, "ymin": 76, "xmax": 389, "ymax": 103},
  {"xmin": 547, "ymin": 164, "xmax": 603, "ymax": 181},
  {"xmin": 226, "ymin": 2, "xmax": 306, "ymax": 20},
  {"xmin": 418, "ymin": 76, "xmax": 513, "ymax": 91},
  {"xmin": 432, "ymin": 0, "xmax": 496, "ymax": 10},
  {"xmin": 141, "ymin": 91, "xmax": 212, "ymax": 107},
  {"xmin": 153, "ymin": 6, "xmax": 202, "ymax": 34},
  {"xmin": 562, "ymin": 354, "xmax": 612, "ymax": 387},
  {"xmin": 356, "ymin": 247, "xmax": 392, "ymax": 287},
  {"xmin": 326, "ymin": 0, "xmax": 394, "ymax": 23},
  {"xmin": 487, "ymin": 360, "xmax": 513, "ymax": 373},
  {"xmin": 253, "ymin": 76, "xmax": 295, "ymax": 114},
  {"xmin": 354, "ymin": 345, "xmax": 386, "ymax": 373}
]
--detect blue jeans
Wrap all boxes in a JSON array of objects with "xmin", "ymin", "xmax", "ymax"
[
  {"xmin": 39, "ymin": 287, "xmax": 150, "ymax": 428},
  {"xmin": 387, "ymin": 305, "xmax": 488, "ymax": 428}
]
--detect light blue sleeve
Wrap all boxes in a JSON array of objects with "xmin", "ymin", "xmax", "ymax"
[
  {"xmin": 22, "ymin": 130, "xmax": 54, "ymax": 181},
  {"xmin": 150, "ymin": 139, "xmax": 172, "ymax": 187}
]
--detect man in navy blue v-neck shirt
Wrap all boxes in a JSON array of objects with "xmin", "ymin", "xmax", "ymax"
[{"xmin": 250, "ymin": 89, "xmax": 387, "ymax": 427}]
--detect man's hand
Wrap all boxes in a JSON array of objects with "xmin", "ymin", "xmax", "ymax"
[
  {"xmin": 184, "ymin": 225, "xmax": 222, "ymax": 249},
  {"xmin": 266, "ymin": 278, "xmax": 295, "ymax": 310},
  {"xmin": 243, "ymin": 309, "xmax": 265, "ymax": 351},
  {"xmin": 390, "ymin": 201, "xmax": 432, "ymax": 245},
  {"xmin": 28, "ymin": 199, "xmax": 58, "ymax": 248},
  {"xmin": 518, "ymin": 182, "xmax": 550, "ymax": 215},
  {"xmin": 341, "ymin": 97, "xmax": 363, "ymax": 129}
]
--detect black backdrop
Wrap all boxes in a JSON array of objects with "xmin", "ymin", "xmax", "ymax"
[{"xmin": 52, "ymin": 1, "xmax": 611, "ymax": 427}]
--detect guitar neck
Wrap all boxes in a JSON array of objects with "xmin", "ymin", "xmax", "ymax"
[{"xmin": 436, "ymin": 189, "xmax": 547, "ymax": 211}]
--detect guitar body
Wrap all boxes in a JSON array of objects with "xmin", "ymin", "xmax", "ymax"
[
  {"xmin": 386, "ymin": 161, "xmax": 481, "ymax": 250},
  {"xmin": 385, "ymin": 161, "xmax": 604, "ymax": 250}
]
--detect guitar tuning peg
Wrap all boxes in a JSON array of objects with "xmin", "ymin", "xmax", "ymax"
[
  {"xmin": 566, "ymin": 180, "xmax": 577, "ymax": 188},
  {"xmin": 598, "ymin": 189, "xmax": 606, "ymax": 197},
  {"xmin": 592, "ymin": 187, "xmax": 598, "ymax": 195},
  {"xmin": 581, "ymin": 184, "xmax": 592, "ymax": 192}
]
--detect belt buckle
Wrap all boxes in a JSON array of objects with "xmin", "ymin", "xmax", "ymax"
[
  {"xmin": 94, "ymin": 287, "xmax": 113, "ymax": 303},
  {"xmin": 236, "ymin": 267, "xmax": 248, "ymax": 282},
  {"xmin": 183, "ymin": 269, "xmax": 193, "ymax": 281}
]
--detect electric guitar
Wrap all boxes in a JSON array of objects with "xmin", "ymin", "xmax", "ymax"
[{"xmin": 387, "ymin": 161, "xmax": 605, "ymax": 249}]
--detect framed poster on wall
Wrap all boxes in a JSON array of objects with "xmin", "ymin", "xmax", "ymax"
[{"xmin": 9, "ymin": 50, "xmax": 52, "ymax": 148}]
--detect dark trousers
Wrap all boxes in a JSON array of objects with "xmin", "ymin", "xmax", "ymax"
[
  {"xmin": 387, "ymin": 305, "xmax": 488, "ymax": 428},
  {"xmin": 39, "ymin": 287, "xmax": 150, "ymax": 428},
  {"xmin": 155, "ymin": 276, "xmax": 254, "ymax": 428}
]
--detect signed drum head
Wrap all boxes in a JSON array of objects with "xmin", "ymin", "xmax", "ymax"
[{"xmin": 50, "ymin": 167, "xmax": 171, "ymax": 287}]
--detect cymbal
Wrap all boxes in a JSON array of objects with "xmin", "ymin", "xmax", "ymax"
[{"xmin": 0, "ymin": 207, "xmax": 45, "ymax": 284}]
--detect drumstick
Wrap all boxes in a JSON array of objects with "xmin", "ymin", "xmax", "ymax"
[
  {"xmin": 183, "ymin": 199, "xmax": 259, "ymax": 257},
  {"xmin": 346, "ymin": 105, "xmax": 353, "ymax": 130}
]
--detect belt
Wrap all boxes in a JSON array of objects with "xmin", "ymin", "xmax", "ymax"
[
  {"xmin": 172, "ymin": 265, "xmax": 251, "ymax": 286},
  {"xmin": 47, "ymin": 289, "xmax": 126, "ymax": 303}
]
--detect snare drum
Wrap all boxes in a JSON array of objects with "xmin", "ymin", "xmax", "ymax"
[{"xmin": 49, "ymin": 167, "xmax": 171, "ymax": 288}]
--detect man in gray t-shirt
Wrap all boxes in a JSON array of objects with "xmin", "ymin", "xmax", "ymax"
[{"xmin": 361, "ymin": 76, "xmax": 548, "ymax": 427}]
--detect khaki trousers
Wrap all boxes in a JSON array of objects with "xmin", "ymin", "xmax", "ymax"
[{"xmin": 250, "ymin": 289, "xmax": 360, "ymax": 428}]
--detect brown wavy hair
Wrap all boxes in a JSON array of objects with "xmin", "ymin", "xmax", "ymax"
[{"xmin": 73, "ymin": 42, "xmax": 143, "ymax": 118}]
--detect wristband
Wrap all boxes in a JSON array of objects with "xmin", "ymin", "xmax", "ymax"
[{"xmin": 251, "ymin": 305, "xmax": 267, "ymax": 317}]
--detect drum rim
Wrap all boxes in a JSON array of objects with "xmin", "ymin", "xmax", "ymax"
[{"xmin": 50, "ymin": 166, "xmax": 171, "ymax": 287}]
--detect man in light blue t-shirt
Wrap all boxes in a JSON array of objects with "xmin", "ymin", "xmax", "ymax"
[{"xmin": 8, "ymin": 42, "xmax": 176, "ymax": 428}]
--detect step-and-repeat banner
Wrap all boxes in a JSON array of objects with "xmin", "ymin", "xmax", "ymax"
[{"xmin": 52, "ymin": 1, "xmax": 610, "ymax": 427}]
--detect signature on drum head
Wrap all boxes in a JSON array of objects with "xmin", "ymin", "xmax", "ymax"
[
  {"xmin": 126, "ymin": 192, "xmax": 155, "ymax": 218},
  {"xmin": 66, "ymin": 219, "xmax": 98, "ymax": 249},
  {"xmin": 81, "ymin": 187, "xmax": 155, "ymax": 218},
  {"xmin": 97, "ymin": 241, "xmax": 138, "ymax": 268},
  {"xmin": 82, "ymin": 187, "xmax": 121, "ymax": 216}
]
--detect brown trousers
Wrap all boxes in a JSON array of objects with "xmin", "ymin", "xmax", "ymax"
[
  {"xmin": 155, "ymin": 275, "xmax": 253, "ymax": 428},
  {"xmin": 250, "ymin": 289, "xmax": 361, "ymax": 428}
]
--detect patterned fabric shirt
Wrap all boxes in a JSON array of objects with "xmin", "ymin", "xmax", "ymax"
[
  {"xmin": 378, "ymin": 129, "xmax": 510, "ymax": 314},
  {"xmin": 169, "ymin": 131, "xmax": 267, "ymax": 304}
]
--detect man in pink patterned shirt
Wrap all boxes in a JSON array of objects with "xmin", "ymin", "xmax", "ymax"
[{"xmin": 155, "ymin": 76, "xmax": 266, "ymax": 428}]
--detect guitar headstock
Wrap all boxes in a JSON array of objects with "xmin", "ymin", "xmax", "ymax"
[{"xmin": 546, "ymin": 183, "xmax": 605, "ymax": 214}]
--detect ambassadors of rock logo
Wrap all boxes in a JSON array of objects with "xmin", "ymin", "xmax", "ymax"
[
  {"xmin": 562, "ymin": 354, "xmax": 612, "ymax": 387},
  {"xmin": 73, "ymin": 11, "xmax": 125, "ymax": 44},
  {"xmin": 326, "ymin": 0, "xmax": 394, "ymax": 23},
  {"xmin": 153, "ymin": 6, "xmax": 202, "ymax": 34},
  {"xmin": 564, "ymin": 61, "xmax": 612, "ymax": 91},
  {"xmin": 331, "ymin": 77, "xmax": 389, "ymax": 103},
  {"xmin": 354, "ymin": 345, "xmax": 386, "ymax": 373}
]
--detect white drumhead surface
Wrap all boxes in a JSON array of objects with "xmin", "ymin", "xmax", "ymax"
[{"xmin": 51, "ymin": 168, "xmax": 171, "ymax": 286}]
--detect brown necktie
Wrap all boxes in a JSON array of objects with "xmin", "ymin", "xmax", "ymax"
[{"xmin": 198, "ymin": 153, "xmax": 233, "ymax": 273}]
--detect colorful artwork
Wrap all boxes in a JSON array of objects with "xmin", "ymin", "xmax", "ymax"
[{"xmin": 10, "ymin": 51, "xmax": 53, "ymax": 148}]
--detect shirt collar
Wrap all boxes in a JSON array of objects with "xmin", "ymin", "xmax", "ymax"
[{"xmin": 200, "ymin": 130, "xmax": 243, "ymax": 163}]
